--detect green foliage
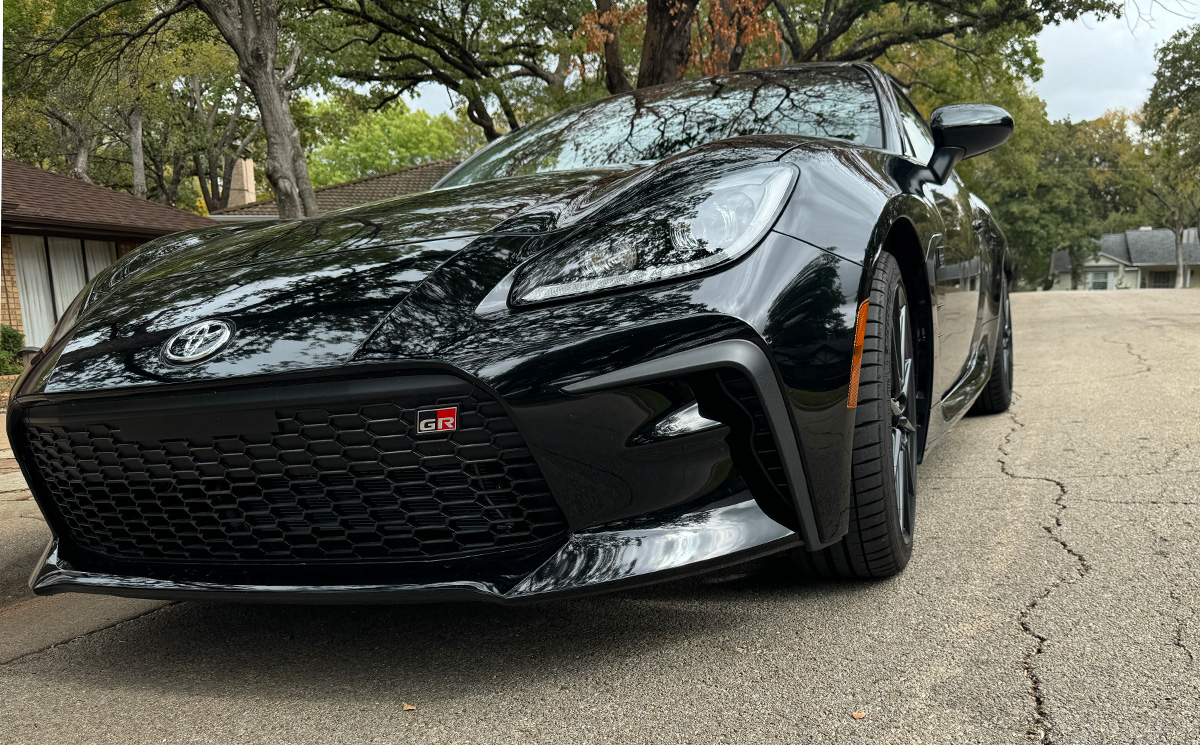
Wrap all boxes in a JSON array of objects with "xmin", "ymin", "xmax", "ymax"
[
  {"xmin": 304, "ymin": 101, "xmax": 480, "ymax": 187},
  {"xmin": 4, "ymin": 0, "xmax": 1192, "ymax": 257},
  {"xmin": 312, "ymin": 0, "xmax": 596, "ymax": 139},
  {"xmin": 0, "ymin": 326, "xmax": 26, "ymax": 376},
  {"xmin": 1144, "ymin": 23, "xmax": 1200, "ymax": 170},
  {"xmin": 880, "ymin": 30, "xmax": 1157, "ymax": 288}
]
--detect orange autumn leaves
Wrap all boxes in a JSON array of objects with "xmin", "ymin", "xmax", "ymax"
[
  {"xmin": 692, "ymin": 0, "xmax": 782, "ymax": 75},
  {"xmin": 577, "ymin": 0, "xmax": 781, "ymax": 79}
]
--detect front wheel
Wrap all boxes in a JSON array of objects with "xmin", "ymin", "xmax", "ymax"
[{"xmin": 795, "ymin": 251, "xmax": 916, "ymax": 579}]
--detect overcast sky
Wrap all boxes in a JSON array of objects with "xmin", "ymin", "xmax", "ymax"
[
  {"xmin": 1034, "ymin": 6, "xmax": 1195, "ymax": 121},
  {"xmin": 405, "ymin": 6, "xmax": 1196, "ymax": 122}
]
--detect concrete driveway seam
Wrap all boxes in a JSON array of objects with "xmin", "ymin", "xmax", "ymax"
[{"xmin": 0, "ymin": 601, "xmax": 175, "ymax": 666}]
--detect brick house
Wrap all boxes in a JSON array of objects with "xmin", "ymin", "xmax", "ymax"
[{"xmin": 1, "ymin": 159, "xmax": 213, "ymax": 347}]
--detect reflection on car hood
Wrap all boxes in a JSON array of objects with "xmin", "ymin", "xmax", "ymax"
[
  {"xmin": 34, "ymin": 139, "xmax": 798, "ymax": 394},
  {"xmin": 118, "ymin": 168, "xmax": 629, "ymax": 285}
]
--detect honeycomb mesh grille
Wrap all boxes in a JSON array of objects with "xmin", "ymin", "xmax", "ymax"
[{"xmin": 23, "ymin": 384, "xmax": 568, "ymax": 563}]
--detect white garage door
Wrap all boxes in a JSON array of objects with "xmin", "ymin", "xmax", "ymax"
[{"xmin": 11, "ymin": 235, "xmax": 117, "ymax": 347}]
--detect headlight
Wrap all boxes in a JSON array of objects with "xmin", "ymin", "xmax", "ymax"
[{"xmin": 511, "ymin": 163, "xmax": 796, "ymax": 305}]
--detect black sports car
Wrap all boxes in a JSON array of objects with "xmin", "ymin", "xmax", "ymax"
[{"xmin": 9, "ymin": 63, "xmax": 1014, "ymax": 603}]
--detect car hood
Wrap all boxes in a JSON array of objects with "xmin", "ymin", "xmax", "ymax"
[
  {"xmin": 30, "ymin": 139, "xmax": 795, "ymax": 395},
  {"xmin": 111, "ymin": 168, "xmax": 628, "ymax": 286}
]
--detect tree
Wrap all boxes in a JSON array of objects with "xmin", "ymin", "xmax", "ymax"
[
  {"xmin": 692, "ymin": 0, "xmax": 782, "ymax": 76},
  {"xmin": 8, "ymin": 0, "xmax": 323, "ymax": 218},
  {"xmin": 305, "ymin": 100, "xmax": 477, "ymax": 186},
  {"xmin": 4, "ymin": 0, "xmax": 266, "ymax": 212},
  {"xmin": 638, "ymin": 0, "xmax": 702, "ymax": 87},
  {"xmin": 316, "ymin": 0, "xmax": 592, "ymax": 141},
  {"xmin": 190, "ymin": 0, "xmax": 319, "ymax": 217},
  {"xmin": 2, "ymin": 0, "xmax": 118, "ymax": 182},
  {"xmin": 1143, "ymin": 23, "xmax": 1200, "ymax": 287},
  {"xmin": 1138, "ymin": 139, "xmax": 1200, "ymax": 288},
  {"xmin": 771, "ymin": 0, "xmax": 1118, "ymax": 64},
  {"xmin": 589, "ymin": 0, "xmax": 634, "ymax": 93},
  {"xmin": 877, "ymin": 28, "xmax": 1142, "ymax": 288}
]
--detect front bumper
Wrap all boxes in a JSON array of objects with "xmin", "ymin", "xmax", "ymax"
[
  {"xmin": 29, "ymin": 497, "xmax": 798, "ymax": 603},
  {"xmin": 12, "ymin": 236, "xmax": 861, "ymax": 602},
  {"xmin": 12, "ymin": 338, "xmax": 818, "ymax": 602},
  {"xmin": 12, "ymin": 338, "xmax": 815, "ymax": 602}
]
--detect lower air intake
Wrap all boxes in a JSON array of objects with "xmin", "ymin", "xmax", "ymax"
[{"xmin": 21, "ymin": 375, "xmax": 568, "ymax": 563}]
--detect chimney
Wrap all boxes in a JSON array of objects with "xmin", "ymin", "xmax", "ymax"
[{"xmin": 227, "ymin": 158, "xmax": 256, "ymax": 207}]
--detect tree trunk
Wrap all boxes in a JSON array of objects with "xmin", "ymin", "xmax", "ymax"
[
  {"xmin": 70, "ymin": 139, "xmax": 92, "ymax": 182},
  {"xmin": 194, "ymin": 0, "xmax": 317, "ymax": 219},
  {"xmin": 497, "ymin": 92, "xmax": 521, "ymax": 132},
  {"xmin": 193, "ymin": 154, "xmax": 214, "ymax": 211},
  {"xmin": 467, "ymin": 96, "xmax": 501, "ymax": 141},
  {"xmin": 129, "ymin": 105, "xmax": 147, "ymax": 199},
  {"xmin": 596, "ymin": 0, "xmax": 633, "ymax": 94},
  {"xmin": 638, "ymin": 0, "xmax": 701, "ymax": 88},
  {"xmin": 242, "ymin": 67, "xmax": 305, "ymax": 219},
  {"xmin": 773, "ymin": 0, "xmax": 804, "ymax": 61},
  {"xmin": 290, "ymin": 126, "xmax": 319, "ymax": 215},
  {"xmin": 1175, "ymin": 219, "xmax": 1186, "ymax": 288}
]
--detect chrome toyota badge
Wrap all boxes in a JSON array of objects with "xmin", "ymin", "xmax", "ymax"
[{"xmin": 162, "ymin": 320, "xmax": 234, "ymax": 363}]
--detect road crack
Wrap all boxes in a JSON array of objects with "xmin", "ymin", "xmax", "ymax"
[
  {"xmin": 998, "ymin": 397, "xmax": 1090, "ymax": 743},
  {"xmin": 1169, "ymin": 590, "xmax": 1196, "ymax": 666},
  {"xmin": 1082, "ymin": 498, "xmax": 1200, "ymax": 507},
  {"xmin": 1103, "ymin": 337, "xmax": 1151, "ymax": 375}
]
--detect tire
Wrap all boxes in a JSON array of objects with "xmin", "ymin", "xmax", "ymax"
[
  {"xmin": 969, "ymin": 281, "xmax": 1013, "ymax": 415},
  {"xmin": 794, "ymin": 251, "xmax": 917, "ymax": 579}
]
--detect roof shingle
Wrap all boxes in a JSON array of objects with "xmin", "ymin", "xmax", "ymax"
[
  {"xmin": 1124, "ymin": 228, "xmax": 1200, "ymax": 266},
  {"xmin": 1097, "ymin": 232, "xmax": 1132, "ymax": 264},
  {"xmin": 213, "ymin": 159, "xmax": 461, "ymax": 216},
  {"xmin": 1, "ymin": 159, "xmax": 213, "ymax": 238}
]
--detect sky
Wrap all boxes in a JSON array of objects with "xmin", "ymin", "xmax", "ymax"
[
  {"xmin": 402, "ymin": 86, "xmax": 455, "ymax": 118},
  {"xmin": 404, "ymin": 4, "xmax": 1197, "ymax": 123},
  {"xmin": 1033, "ymin": 4, "xmax": 1194, "ymax": 121}
]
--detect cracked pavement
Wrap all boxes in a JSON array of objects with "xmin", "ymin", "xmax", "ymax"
[{"xmin": 0, "ymin": 290, "xmax": 1197, "ymax": 744}]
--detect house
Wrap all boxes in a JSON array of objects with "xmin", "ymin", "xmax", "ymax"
[
  {"xmin": 1, "ymin": 159, "xmax": 214, "ymax": 348},
  {"xmin": 210, "ymin": 159, "xmax": 461, "ymax": 221},
  {"xmin": 1048, "ymin": 226, "xmax": 1200, "ymax": 290}
]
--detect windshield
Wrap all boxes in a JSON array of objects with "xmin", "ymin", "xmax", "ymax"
[{"xmin": 440, "ymin": 66, "xmax": 884, "ymax": 188}]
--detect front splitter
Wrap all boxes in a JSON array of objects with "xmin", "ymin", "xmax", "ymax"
[{"xmin": 29, "ymin": 496, "xmax": 799, "ymax": 604}]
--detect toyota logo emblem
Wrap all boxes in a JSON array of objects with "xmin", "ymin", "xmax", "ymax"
[{"xmin": 162, "ymin": 320, "xmax": 235, "ymax": 363}]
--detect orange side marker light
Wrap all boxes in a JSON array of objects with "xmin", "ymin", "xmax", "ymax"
[{"xmin": 847, "ymin": 299, "xmax": 870, "ymax": 409}]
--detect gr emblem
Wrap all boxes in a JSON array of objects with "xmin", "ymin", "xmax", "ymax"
[{"xmin": 417, "ymin": 407, "xmax": 457, "ymax": 433}]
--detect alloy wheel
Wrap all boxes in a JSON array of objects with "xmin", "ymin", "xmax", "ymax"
[
  {"xmin": 890, "ymin": 284, "xmax": 918, "ymax": 542},
  {"xmin": 1002, "ymin": 287, "xmax": 1013, "ymax": 390}
]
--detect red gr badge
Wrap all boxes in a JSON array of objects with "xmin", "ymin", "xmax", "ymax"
[{"xmin": 417, "ymin": 406, "xmax": 457, "ymax": 433}]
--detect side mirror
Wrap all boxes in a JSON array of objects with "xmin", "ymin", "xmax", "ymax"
[{"xmin": 927, "ymin": 104, "xmax": 1013, "ymax": 183}]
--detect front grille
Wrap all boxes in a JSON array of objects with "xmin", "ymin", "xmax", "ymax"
[{"xmin": 21, "ymin": 378, "xmax": 568, "ymax": 563}]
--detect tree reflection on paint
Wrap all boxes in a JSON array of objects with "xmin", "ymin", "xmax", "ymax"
[{"xmin": 442, "ymin": 67, "xmax": 884, "ymax": 187}]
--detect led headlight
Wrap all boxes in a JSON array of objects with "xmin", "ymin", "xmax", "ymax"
[{"xmin": 511, "ymin": 163, "xmax": 796, "ymax": 305}]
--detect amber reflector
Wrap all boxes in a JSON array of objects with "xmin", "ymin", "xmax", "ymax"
[{"xmin": 847, "ymin": 299, "xmax": 870, "ymax": 409}]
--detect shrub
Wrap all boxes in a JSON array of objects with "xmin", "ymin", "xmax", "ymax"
[{"xmin": 0, "ymin": 325, "xmax": 25, "ymax": 375}]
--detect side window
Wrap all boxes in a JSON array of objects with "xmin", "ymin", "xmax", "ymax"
[{"xmin": 893, "ymin": 86, "xmax": 936, "ymax": 164}]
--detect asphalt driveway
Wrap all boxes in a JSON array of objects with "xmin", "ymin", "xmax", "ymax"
[{"xmin": 1, "ymin": 290, "xmax": 1197, "ymax": 744}]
